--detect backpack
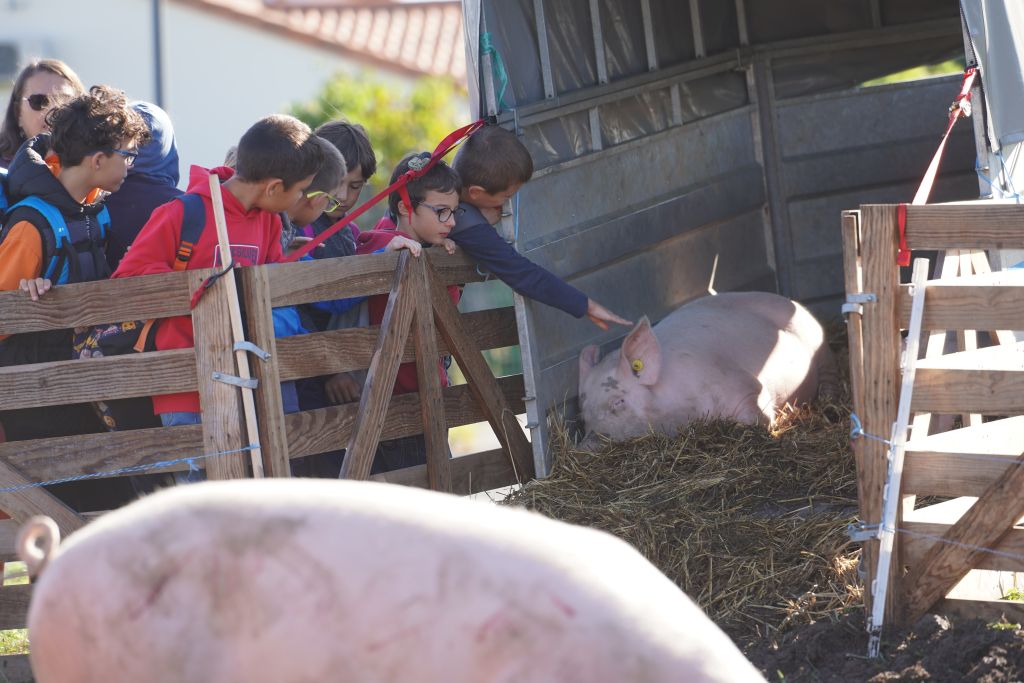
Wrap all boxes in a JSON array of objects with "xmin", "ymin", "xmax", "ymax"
[
  {"xmin": 73, "ymin": 193, "xmax": 206, "ymax": 358},
  {"xmin": 5, "ymin": 195, "xmax": 112, "ymax": 285}
]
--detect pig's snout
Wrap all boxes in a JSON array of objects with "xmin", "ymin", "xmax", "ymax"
[{"xmin": 18, "ymin": 516, "xmax": 60, "ymax": 579}]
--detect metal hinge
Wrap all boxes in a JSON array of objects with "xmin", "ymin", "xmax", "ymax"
[{"xmin": 212, "ymin": 372, "xmax": 258, "ymax": 390}]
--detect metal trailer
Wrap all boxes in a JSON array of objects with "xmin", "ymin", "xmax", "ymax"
[{"xmin": 460, "ymin": 0, "xmax": 979, "ymax": 475}]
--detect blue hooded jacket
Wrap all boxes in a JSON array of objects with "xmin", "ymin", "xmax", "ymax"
[{"xmin": 103, "ymin": 101, "xmax": 183, "ymax": 270}]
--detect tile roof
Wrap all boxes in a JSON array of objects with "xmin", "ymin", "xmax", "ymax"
[{"xmin": 173, "ymin": 0, "xmax": 466, "ymax": 84}]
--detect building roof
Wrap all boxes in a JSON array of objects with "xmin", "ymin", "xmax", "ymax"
[{"xmin": 172, "ymin": 0, "xmax": 466, "ymax": 84}]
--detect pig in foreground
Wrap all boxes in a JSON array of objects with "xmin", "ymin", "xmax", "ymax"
[
  {"xmin": 579, "ymin": 291, "xmax": 835, "ymax": 443},
  {"xmin": 20, "ymin": 479, "xmax": 765, "ymax": 683}
]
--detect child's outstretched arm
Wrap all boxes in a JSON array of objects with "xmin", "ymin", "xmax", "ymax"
[
  {"xmin": 451, "ymin": 221, "xmax": 588, "ymax": 317},
  {"xmin": 586, "ymin": 298, "xmax": 632, "ymax": 331}
]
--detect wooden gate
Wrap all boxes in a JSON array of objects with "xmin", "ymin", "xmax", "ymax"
[{"xmin": 844, "ymin": 202, "xmax": 1024, "ymax": 631}]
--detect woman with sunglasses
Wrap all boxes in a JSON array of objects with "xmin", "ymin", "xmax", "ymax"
[{"xmin": 0, "ymin": 59, "xmax": 84, "ymax": 168}]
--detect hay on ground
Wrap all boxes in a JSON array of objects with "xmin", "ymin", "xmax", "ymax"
[{"xmin": 504, "ymin": 397, "xmax": 862, "ymax": 645}]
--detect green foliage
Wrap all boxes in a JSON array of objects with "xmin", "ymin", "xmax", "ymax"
[
  {"xmin": 290, "ymin": 72, "xmax": 465, "ymax": 185},
  {"xmin": 861, "ymin": 57, "xmax": 966, "ymax": 88},
  {"xmin": 1003, "ymin": 587, "xmax": 1024, "ymax": 602}
]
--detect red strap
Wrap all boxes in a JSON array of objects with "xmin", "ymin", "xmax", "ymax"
[
  {"xmin": 897, "ymin": 202, "xmax": 910, "ymax": 267},
  {"xmin": 283, "ymin": 119, "xmax": 487, "ymax": 263},
  {"xmin": 898, "ymin": 68, "xmax": 976, "ymax": 267},
  {"xmin": 912, "ymin": 67, "xmax": 977, "ymax": 206}
]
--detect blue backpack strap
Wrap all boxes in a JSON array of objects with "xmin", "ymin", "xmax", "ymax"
[
  {"xmin": 9, "ymin": 196, "xmax": 70, "ymax": 282},
  {"xmin": 0, "ymin": 168, "xmax": 8, "ymax": 214},
  {"xmin": 96, "ymin": 205, "xmax": 111, "ymax": 240},
  {"xmin": 173, "ymin": 193, "xmax": 206, "ymax": 269}
]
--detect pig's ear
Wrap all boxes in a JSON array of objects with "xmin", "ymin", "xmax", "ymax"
[
  {"xmin": 618, "ymin": 317, "xmax": 661, "ymax": 386},
  {"xmin": 579, "ymin": 344, "xmax": 601, "ymax": 384}
]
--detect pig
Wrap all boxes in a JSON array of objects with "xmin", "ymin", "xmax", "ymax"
[
  {"xmin": 578, "ymin": 291, "xmax": 835, "ymax": 443},
  {"xmin": 19, "ymin": 479, "xmax": 765, "ymax": 683}
]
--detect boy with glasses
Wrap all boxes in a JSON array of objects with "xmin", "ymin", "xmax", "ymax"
[
  {"xmin": 0, "ymin": 85, "xmax": 148, "ymax": 444},
  {"xmin": 0, "ymin": 85, "xmax": 149, "ymax": 362}
]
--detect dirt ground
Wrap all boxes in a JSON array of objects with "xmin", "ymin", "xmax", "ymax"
[{"xmin": 745, "ymin": 610, "xmax": 1024, "ymax": 682}]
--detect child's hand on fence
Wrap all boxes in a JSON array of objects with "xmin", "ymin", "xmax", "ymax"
[
  {"xmin": 385, "ymin": 235, "xmax": 422, "ymax": 257},
  {"xmin": 586, "ymin": 298, "xmax": 632, "ymax": 331},
  {"xmin": 19, "ymin": 277, "xmax": 52, "ymax": 302},
  {"xmin": 325, "ymin": 372, "xmax": 362, "ymax": 405},
  {"xmin": 442, "ymin": 238, "xmax": 457, "ymax": 255}
]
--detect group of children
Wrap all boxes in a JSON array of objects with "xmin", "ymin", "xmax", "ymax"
[{"xmin": 0, "ymin": 71, "xmax": 631, "ymax": 479}]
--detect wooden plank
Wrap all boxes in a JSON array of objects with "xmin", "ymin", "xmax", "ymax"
[
  {"xmin": 0, "ymin": 457, "xmax": 85, "ymax": 541},
  {"xmin": 916, "ymin": 343, "xmax": 1024, "ymax": 370},
  {"xmin": 841, "ymin": 211, "xmax": 865, "ymax": 423},
  {"xmin": 904, "ymin": 453, "xmax": 1023, "ymax": 498},
  {"xmin": 0, "ymin": 654, "xmax": 33, "ymax": 683},
  {"xmin": 0, "ymin": 349, "xmax": 196, "ymax": 411},
  {"xmin": 0, "ymin": 584, "xmax": 31, "ymax": 631},
  {"xmin": 933, "ymin": 597, "xmax": 1024, "ymax": 625},
  {"xmin": 0, "ymin": 270, "xmax": 192, "ymax": 335},
  {"xmin": 426, "ymin": 258, "xmax": 535, "ymax": 482},
  {"xmin": 238, "ymin": 266, "xmax": 290, "ymax": 477},
  {"xmin": 264, "ymin": 251, "xmax": 485, "ymax": 307},
  {"xmin": 286, "ymin": 375, "xmax": 526, "ymax": 459},
  {"xmin": 409, "ymin": 257, "xmax": 452, "ymax": 492},
  {"xmin": 902, "ymin": 521, "xmax": 1024, "ymax": 573},
  {"xmin": 0, "ymin": 424, "xmax": 203, "ymax": 482},
  {"xmin": 901, "ymin": 449, "xmax": 1024, "ymax": 624},
  {"xmin": 276, "ymin": 307, "xmax": 519, "ymax": 380},
  {"xmin": 0, "ymin": 520, "xmax": 19, "ymax": 562},
  {"xmin": 911, "ymin": 368, "xmax": 1024, "ymax": 413},
  {"xmin": 898, "ymin": 285, "xmax": 1024, "ymax": 331},
  {"xmin": 340, "ymin": 254, "xmax": 416, "ymax": 480},
  {"xmin": 207, "ymin": 176, "xmax": 264, "ymax": 477},
  {"xmin": 904, "ymin": 204, "xmax": 1024, "ymax": 250},
  {"xmin": 189, "ymin": 269, "xmax": 249, "ymax": 480},
  {"xmin": 371, "ymin": 448, "xmax": 519, "ymax": 495},
  {"xmin": 857, "ymin": 204, "xmax": 902, "ymax": 622}
]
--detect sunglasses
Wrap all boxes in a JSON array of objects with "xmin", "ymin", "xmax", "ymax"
[
  {"xmin": 305, "ymin": 190, "xmax": 342, "ymax": 213},
  {"xmin": 22, "ymin": 94, "xmax": 52, "ymax": 112},
  {"xmin": 102, "ymin": 148, "xmax": 139, "ymax": 166}
]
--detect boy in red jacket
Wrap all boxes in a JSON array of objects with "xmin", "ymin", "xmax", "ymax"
[{"xmin": 113, "ymin": 114, "xmax": 324, "ymax": 427}]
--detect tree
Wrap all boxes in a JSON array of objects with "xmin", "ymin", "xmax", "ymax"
[{"xmin": 290, "ymin": 71, "xmax": 466, "ymax": 187}]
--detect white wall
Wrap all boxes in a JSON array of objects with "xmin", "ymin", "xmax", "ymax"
[{"xmin": 0, "ymin": 0, "xmax": 413, "ymax": 183}]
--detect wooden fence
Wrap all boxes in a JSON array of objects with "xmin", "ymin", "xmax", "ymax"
[
  {"xmin": 0, "ymin": 249, "xmax": 531, "ymax": 678},
  {"xmin": 844, "ymin": 202, "xmax": 1024, "ymax": 631}
]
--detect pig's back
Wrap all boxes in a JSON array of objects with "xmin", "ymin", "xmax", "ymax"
[{"xmin": 28, "ymin": 480, "xmax": 763, "ymax": 683}]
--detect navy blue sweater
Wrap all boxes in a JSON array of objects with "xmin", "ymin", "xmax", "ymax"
[{"xmin": 451, "ymin": 203, "xmax": 588, "ymax": 318}]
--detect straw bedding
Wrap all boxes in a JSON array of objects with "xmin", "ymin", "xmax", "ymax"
[{"xmin": 505, "ymin": 381, "xmax": 861, "ymax": 644}]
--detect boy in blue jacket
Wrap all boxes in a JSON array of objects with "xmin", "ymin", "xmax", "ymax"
[{"xmin": 452, "ymin": 125, "xmax": 629, "ymax": 330}]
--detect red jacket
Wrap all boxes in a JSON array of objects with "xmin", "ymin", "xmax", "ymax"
[
  {"xmin": 112, "ymin": 165, "xmax": 284, "ymax": 414},
  {"xmin": 357, "ymin": 227, "xmax": 460, "ymax": 395}
]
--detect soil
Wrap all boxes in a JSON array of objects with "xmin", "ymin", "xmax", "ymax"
[{"xmin": 745, "ymin": 610, "xmax": 1024, "ymax": 682}]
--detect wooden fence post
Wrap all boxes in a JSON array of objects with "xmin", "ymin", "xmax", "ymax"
[
  {"xmin": 238, "ymin": 265, "xmax": 291, "ymax": 477},
  {"xmin": 424, "ymin": 256, "xmax": 535, "ymax": 482},
  {"xmin": 340, "ymin": 252, "xmax": 416, "ymax": 480},
  {"xmin": 857, "ymin": 204, "xmax": 902, "ymax": 622},
  {"xmin": 190, "ymin": 269, "xmax": 249, "ymax": 480},
  {"xmin": 409, "ymin": 256, "xmax": 453, "ymax": 493}
]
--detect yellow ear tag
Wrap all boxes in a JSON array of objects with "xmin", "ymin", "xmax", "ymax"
[{"xmin": 631, "ymin": 359, "xmax": 644, "ymax": 376}]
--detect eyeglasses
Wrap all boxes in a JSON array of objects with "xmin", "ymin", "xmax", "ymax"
[
  {"xmin": 419, "ymin": 203, "xmax": 465, "ymax": 223},
  {"xmin": 305, "ymin": 190, "xmax": 342, "ymax": 213},
  {"xmin": 22, "ymin": 94, "xmax": 51, "ymax": 112},
  {"xmin": 103, "ymin": 148, "xmax": 139, "ymax": 166}
]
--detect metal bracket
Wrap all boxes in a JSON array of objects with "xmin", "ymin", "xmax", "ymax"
[
  {"xmin": 846, "ymin": 522, "xmax": 880, "ymax": 543},
  {"xmin": 212, "ymin": 372, "xmax": 258, "ymax": 390},
  {"xmin": 233, "ymin": 340, "xmax": 270, "ymax": 361},
  {"xmin": 842, "ymin": 292, "xmax": 877, "ymax": 319}
]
